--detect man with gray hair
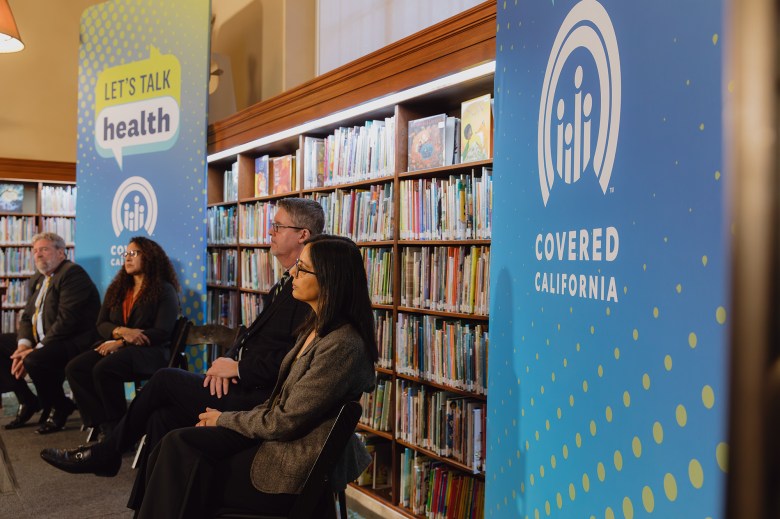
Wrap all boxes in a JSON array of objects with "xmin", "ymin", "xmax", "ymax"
[{"xmin": 0, "ymin": 232, "xmax": 100, "ymax": 433}]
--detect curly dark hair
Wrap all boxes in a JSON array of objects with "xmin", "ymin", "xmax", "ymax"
[{"xmin": 103, "ymin": 236, "xmax": 180, "ymax": 308}]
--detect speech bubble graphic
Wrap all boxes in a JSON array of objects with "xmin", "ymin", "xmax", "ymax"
[{"xmin": 94, "ymin": 46, "xmax": 181, "ymax": 168}]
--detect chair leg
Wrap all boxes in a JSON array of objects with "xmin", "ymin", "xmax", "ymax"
[
  {"xmin": 338, "ymin": 491, "xmax": 347, "ymax": 519},
  {"xmin": 131, "ymin": 434, "xmax": 146, "ymax": 469},
  {"xmin": 85, "ymin": 427, "xmax": 98, "ymax": 443}
]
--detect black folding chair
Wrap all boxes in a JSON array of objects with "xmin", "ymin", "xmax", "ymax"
[{"xmin": 215, "ymin": 401, "xmax": 363, "ymax": 519}]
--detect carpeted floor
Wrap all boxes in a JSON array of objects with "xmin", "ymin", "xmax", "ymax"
[
  {"xmin": 0, "ymin": 393, "xmax": 136, "ymax": 518},
  {"xmin": 0, "ymin": 392, "xmax": 387, "ymax": 519}
]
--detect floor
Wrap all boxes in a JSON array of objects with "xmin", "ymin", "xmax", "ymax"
[{"xmin": 0, "ymin": 392, "xmax": 386, "ymax": 519}]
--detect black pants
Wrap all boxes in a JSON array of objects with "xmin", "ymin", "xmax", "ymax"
[
  {"xmin": 65, "ymin": 346, "xmax": 169, "ymax": 428},
  {"xmin": 134, "ymin": 426, "xmax": 295, "ymax": 518},
  {"xmin": 0, "ymin": 334, "xmax": 37, "ymax": 406},
  {"xmin": 0, "ymin": 333, "xmax": 74, "ymax": 409}
]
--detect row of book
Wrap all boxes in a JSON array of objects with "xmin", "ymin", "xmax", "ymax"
[
  {"xmin": 396, "ymin": 379, "xmax": 485, "ymax": 473},
  {"xmin": 223, "ymin": 162, "xmax": 239, "ymax": 202},
  {"xmin": 1, "ymin": 278, "xmax": 29, "ymax": 308},
  {"xmin": 0, "ymin": 309, "xmax": 22, "ymax": 334},
  {"xmin": 354, "ymin": 434, "xmax": 391, "ymax": 490},
  {"xmin": 399, "ymin": 448, "xmax": 485, "ymax": 518},
  {"xmin": 41, "ymin": 185, "xmax": 77, "ymax": 215},
  {"xmin": 0, "ymin": 247, "xmax": 35, "ymax": 276},
  {"xmin": 253, "ymin": 155, "xmax": 296, "ymax": 198},
  {"xmin": 207, "ymin": 249, "xmax": 237, "ymax": 287},
  {"xmin": 375, "ymin": 309, "xmax": 392, "ymax": 369},
  {"xmin": 207, "ymin": 206, "xmax": 238, "ymax": 245},
  {"xmin": 397, "ymin": 313, "xmax": 488, "ymax": 395},
  {"xmin": 42, "ymin": 217, "xmax": 76, "ymax": 245},
  {"xmin": 241, "ymin": 292, "xmax": 262, "ymax": 327},
  {"xmin": 406, "ymin": 94, "xmax": 492, "ymax": 173},
  {"xmin": 302, "ymin": 117, "xmax": 396, "ymax": 188},
  {"xmin": 240, "ymin": 249, "xmax": 283, "ymax": 291},
  {"xmin": 307, "ymin": 183, "xmax": 394, "ymax": 242},
  {"xmin": 238, "ymin": 201, "xmax": 275, "ymax": 244},
  {"xmin": 0, "ymin": 216, "xmax": 37, "ymax": 244},
  {"xmin": 399, "ymin": 169, "xmax": 492, "ymax": 240},
  {"xmin": 362, "ymin": 247, "xmax": 393, "ymax": 305},
  {"xmin": 401, "ymin": 246, "xmax": 490, "ymax": 315},
  {"xmin": 206, "ymin": 289, "xmax": 239, "ymax": 328},
  {"xmin": 360, "ymin": 376, "xmax": 393, "ymax": 432}
]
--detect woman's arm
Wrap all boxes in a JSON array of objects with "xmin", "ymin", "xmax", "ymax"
[
  {"xmin": 95, "ymin": 295, "xmax": 119, "ymax": 340},
  {"xmin": 216, "ymin": 326, "xmax": 374, "ymax": 441},
  {"xmin": 130, "ymin": 282, "xmax": 179, "ymax": 347}
]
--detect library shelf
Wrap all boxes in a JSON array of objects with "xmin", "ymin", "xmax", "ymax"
[
  {"xmin": 0, "ymin": 160, "xmax": 77, "ymax": 334},
  {"xmin": 206, "ymin": 283, "xmax": 238, "ymax": 290},
  {"xmin": 395, "ymin": 438, "xmax": 485, "ymax": 478},
  {"xmin": 206, "ymin": 3, "xmax": 496, "ymax": 517}
]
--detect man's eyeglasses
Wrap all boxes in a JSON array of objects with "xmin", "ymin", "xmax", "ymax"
[
  {"xmin": 293, "ymin": 258, "xmax": 316, "ymax": 278},
  {"xmin": 271, "ymin": 222, "xmax": 304, "ymax": 233},
  {"xmin": 123, "ymin": 250, "xmax": 141, "ymax": 258}
]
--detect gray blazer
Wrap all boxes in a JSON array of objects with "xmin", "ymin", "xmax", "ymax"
[{"xmin": 217, "ymin": 323, "xmax": 376, "ymax": 494}]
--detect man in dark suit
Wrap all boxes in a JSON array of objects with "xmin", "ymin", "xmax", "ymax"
[
  {"xmin": 0, "ymin": 232, "xmax": 100, "ymax": 433},
  {"xmin": 41, "ymin": 199, "xmax": 325, "ymax": 493}
]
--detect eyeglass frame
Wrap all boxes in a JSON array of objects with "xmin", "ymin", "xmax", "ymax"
[
  {"xmin": 271, "ymin": 222, "xmax": 305, "ymax": 233},
  {"xmin": 293, "ymin": 258, "xmax": 316, "ymax": 278},
  {"xmin": 122, "ymin": 250, "xmax": 142, "ymax": 258}
]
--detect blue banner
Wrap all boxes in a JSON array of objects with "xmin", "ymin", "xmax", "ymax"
[
  {"xmin": 75, "ymin": 0, "xmax": 210, "ymax": 369},
  {"xmin": 489, "ymin": 1, "xmax": 728, "ymax": 517}
]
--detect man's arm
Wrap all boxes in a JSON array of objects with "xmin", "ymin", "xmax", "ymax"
[{"xmin": 40, "ymin": 264, "xmax": 99, "ymax": 347}]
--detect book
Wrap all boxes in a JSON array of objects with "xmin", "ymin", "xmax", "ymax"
[
  {"xmin": 272, "ymin": 155, "xmax": 294, "ymax": 195},
  {"xmin": 254, "ymin": 155, "xmax": 269, "ymax": 197},
  {"xmin": 0, "ymin": 184, "xmax": 24, "ymax": 213},
  {"xmin": 407, "ymin": 114, "xmax": 446, "ymax": 171},
  {"xmin": 460, "ymin": 93, "xmax": 492, "ymax": 162}
]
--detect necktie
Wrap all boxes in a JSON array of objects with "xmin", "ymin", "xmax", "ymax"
[
  {"xmin": 233, "ymin": 271, "xmax": 291, "ymax": 361},
  {"xmin": 31, "ymin": 275, "xmax": 51, "ymax": 344},
  {"xmin": 272, "ymin": 271, "xmax": 291, "ymax": 302}
]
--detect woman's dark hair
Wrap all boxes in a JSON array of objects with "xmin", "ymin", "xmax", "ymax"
[
  {"xmin": 104, "ymin": 236, "xmax": 180, "ymax": 308},
  {"xmin": 301, "ymin": 234, "xmax": 378, "ymax": 363}
]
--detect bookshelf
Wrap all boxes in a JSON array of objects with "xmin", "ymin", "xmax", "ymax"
[
  {"xmin": 207, "ymin": 3, "xmax": 496, "ymax": 518},
  {"xmin": 0, "ymin": 159, "xmax": 77, "ymax": 334}
]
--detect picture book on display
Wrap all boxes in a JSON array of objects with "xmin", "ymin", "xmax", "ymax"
[
  {"xmin": 0, "ymin": 184, "xmax": 24, "ymax": 213},
  {"xmin": 460, "ymin": 94, "xmax": 492, "ymax": 163},
  {"xmin": 408, "ymin": 114, "xmax": 446, "ymax": 171},
  {"xmin": 272, "ymin": 155, "xmax": 294, "ymax": 195},
  {"xmin": 254, "ymin": 155, "xmax": 269, "ymax": 197}
]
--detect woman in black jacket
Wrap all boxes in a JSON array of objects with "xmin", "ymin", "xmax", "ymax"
[{"xmin": 65, "ymin": 236, "xmax": 179, "ymax": 438}]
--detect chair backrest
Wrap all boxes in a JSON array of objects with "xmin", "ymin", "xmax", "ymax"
[
  {"xmin": 287, "ymin": 401, "xmax": 363, "ymax": 519},
  {"xmin": 167, "ymin": 317, "xmax": 192, "ymax": 370},
  {"xmin": 186, "ymin": 323, "xmax": 240, "ymax": 362},
  {"xmin": 215, "ymin": 401, "xmax": 362, "ymax": 519}
]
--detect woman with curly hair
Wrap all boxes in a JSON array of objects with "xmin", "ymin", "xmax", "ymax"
[{"xmin": 65, "ymin": 236, "xmax": 180, "ymax": 439}]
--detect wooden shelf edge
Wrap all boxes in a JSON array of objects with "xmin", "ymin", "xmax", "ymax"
[{"xmin": 395, "ymin": 438, "xmax": 484, "ymax": 478}]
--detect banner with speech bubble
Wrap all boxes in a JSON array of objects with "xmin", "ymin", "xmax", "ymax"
[
  {"xmin": 76, "ymin": 0, "xmax": 210, "ymax": 372},
  {"xmin": 488, "ymin": 1, "xmax": 728, "ymax": 517}
]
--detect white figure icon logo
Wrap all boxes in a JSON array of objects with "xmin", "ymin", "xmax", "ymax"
[
  {"xmin": 111, "ymin": 176, "xmax": 158, "ymax": 237},
  {"xmin": 538, "ymin": 0, "xmax": 621, "ymax": 206}
]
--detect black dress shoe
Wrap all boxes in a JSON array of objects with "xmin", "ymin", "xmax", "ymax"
[
  {"xmin": 4, "ymin": 402, "xmax": 41, "ymax": 430},
  {"xmin": 40, "ymin": 445, "xmax": 120, "ymax": 477},
  {"xmin": 35, "ymin": 399, "xmax": 76, "ymax": 435}
]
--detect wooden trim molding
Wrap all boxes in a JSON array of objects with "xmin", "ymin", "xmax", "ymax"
[
  {"xmin": 0, "ymin": 158, "xmax": 76, "ymax": 182},
  {"xmin": 208, "ymin": 0, "xmax": 496, "ymax": 155}
]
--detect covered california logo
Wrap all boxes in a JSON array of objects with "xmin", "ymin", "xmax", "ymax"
[
  {"xmin": 94, "ymin": 46, "xmax": 181, "ymax": 169},
  {"xmin": 111, "ymin": 176, "xmax": 158, "ymax": 237},
  {"xmin": 538, "ymin": 0, "xmax": 621, "ymax": 206}
]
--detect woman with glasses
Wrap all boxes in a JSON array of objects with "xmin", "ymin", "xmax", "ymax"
[
  {"xmin": 64, "ymin": 236, "xmax": 179, "ymax": 440},
  {"xmin": 130, "ymin": 235, "xmax": 376, "ymax": 518}
]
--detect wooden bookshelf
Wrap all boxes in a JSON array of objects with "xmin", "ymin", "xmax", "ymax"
[
  {"xmin": 207, "ymin": 3, "xmax": 496, "ymax": 518},
  {"xmin": 0, "ymin": 159, "xmax": 78, "ymax": 334}
]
